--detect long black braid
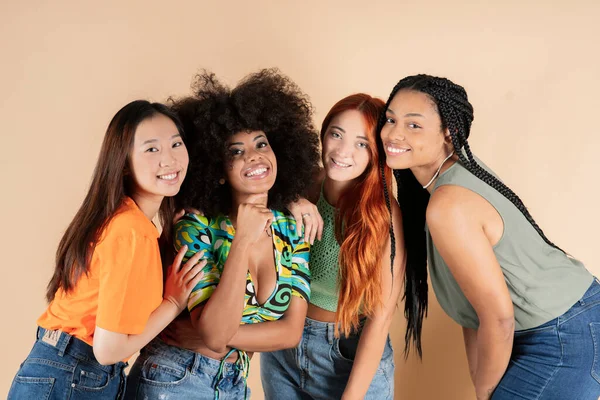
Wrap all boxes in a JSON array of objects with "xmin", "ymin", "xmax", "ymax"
[{"xmin": 378, "ymin": 74, "xmax": 565, "ymax": 358}]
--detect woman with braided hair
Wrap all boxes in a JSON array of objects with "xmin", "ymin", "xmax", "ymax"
[{"xmin": 380, "ymin": 74, "xmax": 598, "ymax": 399}]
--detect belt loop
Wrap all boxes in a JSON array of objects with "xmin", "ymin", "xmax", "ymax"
[
  {"xmin": 56, "ymin": 331, "xmax": 72, "ymax": 356},
  {"xmin": 191, "ymin": 352, "xmax": 199, "ymax": 376},
  {"xmin": 327, "ymin": 323, "xmax": 334, "ymax": 344}
]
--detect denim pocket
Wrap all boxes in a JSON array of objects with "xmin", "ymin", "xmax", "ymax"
[
  {"xmin": 140, "ymin": 358, "xmax": 189, "ymax": 386},
  {"xmin": 589, "ymin": 322, "xmax": 600, "ymax": 384},
  {"xmin": 8, "ymin": 376, "xmax": 55, "ymax": 400},
  {"xmin": 73, "ymin": 363, "xmax": 109, "ymax": 389},
  {"xmin": 333, "ymin": 336, "xmax": 357, "ymax": 363}
]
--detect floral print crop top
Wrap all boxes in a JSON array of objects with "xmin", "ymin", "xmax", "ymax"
[{"xmin": 174, "ymin": 210, "xmax": 311, "ymax": 323}]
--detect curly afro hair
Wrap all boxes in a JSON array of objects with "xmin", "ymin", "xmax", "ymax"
[{"xmin": 171, "ymin": 68, "xmax": 321, "ymax": 217}]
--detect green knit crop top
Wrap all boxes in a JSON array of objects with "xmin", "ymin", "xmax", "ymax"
[{"xmin": 308, "ymin": 188, "xmax": 341, "ymax": 312}]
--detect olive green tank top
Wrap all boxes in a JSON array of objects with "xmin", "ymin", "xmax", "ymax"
[
  {"xmin": 426, "ymin": 160, "xmax": 593, "ymax": 330},
  {"xmin": 308, "ymin": 188, "xmax": 341, "ymax": 312}
]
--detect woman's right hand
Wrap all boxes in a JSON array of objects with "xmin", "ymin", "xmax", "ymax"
[
  {"xmin": 163, "ymin": 245, "xmax": 206, "ymax": 312},
  {"xmin": 234, "ymin": 194, "xmax": 273, "ymax": 244},
  {"xmin": 173, "ymin": 207, "xmax": 203, "ymax": 224}
]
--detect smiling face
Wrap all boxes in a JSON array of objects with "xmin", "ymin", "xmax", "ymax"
[
  {"xmin": 321, "ymin": 109, "xmax": 372, "ymax": 183},
  {"xmin": 128, "ymin": 113, "xmax": 189, "ymax": 202},
  {"xmin": 225, "ymin": 130, "xmax": 277, "ymax": 197},
  {"xmin": 380, "ymin": 89, "xmax": 450, "ymax": 171}
]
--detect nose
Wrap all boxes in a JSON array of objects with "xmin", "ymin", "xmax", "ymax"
[
  {"xmin": 384, "ymin": 125, "xmax": 405, "ymax": 141},
  {"xmin": 333, "ymin": 139, "xmax": 354, "ymax": 158},
  {"xmin": 159, "ymin": 147, "xmax": 176, "ymax": 168},
  {"xmin": 245, "ymin": 147, "xmax": 263, "ymax": 162}
]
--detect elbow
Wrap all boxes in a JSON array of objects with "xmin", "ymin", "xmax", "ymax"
[
  {"xmin": 193, "ymin": 316, "xmax": 229, "ymax": 353},
  {"xmin": 93, "ymin": 346, "xmax": 119, "ymax": 366},
  {"xmin": 497, "ymin": 316, "xmax": 515, "ymax": 340},
  {"xmin": 202, "ymin": 335, "xmax": 229, "ymax": 353},
  {"xmin": 481, "ymin": 314, "xmax": 515, "ymax": 341}
]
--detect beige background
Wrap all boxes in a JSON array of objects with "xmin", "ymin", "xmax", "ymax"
[{"xmin": 2, "ymin": 1, "xmax": 599, "ymax": 399}]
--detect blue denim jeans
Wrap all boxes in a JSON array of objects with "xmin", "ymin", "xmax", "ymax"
[
  {"xmin": 125, "ymin": 337, "xmax": 248, "ymax": 400},
  {"xmin": 493, "ymin": 278, "xmax": 600, "ymax": 399},
  {"xmin": 260, "ymin": 317, "xmax": 395, "ymax": 400},
  {"xmin": 8, "ymin": 327, "xmax": 127, "ymax": 400}
]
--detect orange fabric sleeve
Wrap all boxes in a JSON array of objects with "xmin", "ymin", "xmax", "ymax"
[{"xmin": 95, "ymin": 229, "xmax": 163, "ymax": 334}]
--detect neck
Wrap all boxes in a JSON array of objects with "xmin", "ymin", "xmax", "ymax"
[
  {"xmin": 411, "ymin": 152, "xmax": 457, "ymax": 194},
  {"xmin": 131, "ymin": 192, "xmax": 164, "ymax": 220},
  {"xmin": 323, "ymin": 177, "xmax": 355, "ymax": 207}
]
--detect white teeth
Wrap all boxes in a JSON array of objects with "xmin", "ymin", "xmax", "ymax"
[
  {"xmin": 386, "ymin": 146, "xmax": 409, "ymax": 154},
  {"xmin": 246, "ymin": 168, "xmax": 267, "ymax": 177},
  {"xmin": 332, "ymin": 159, "xmax": 351, "ymax": 167},
  {"xmin": 159, "ymin": 173, "xmax": 177, "ymax": 180}
]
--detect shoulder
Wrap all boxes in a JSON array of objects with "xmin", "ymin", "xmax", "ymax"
[
  {"xmin": 271, "ymin": 210, "xmax": 305, "ymax": 248},
  {"xmin": 175, "ymin": 213, "xmax": 232, "ymax": 245},
  {"xmin": 175, "ymin": 213, "xmax": 231, "ymax": 233},
  {"xmin": 101, "ymin": 198, "xmax": 158, "ymax": 243},
  {"xmin": 427, "ymin": 185, "xmax": 487, "ymax": 233}
]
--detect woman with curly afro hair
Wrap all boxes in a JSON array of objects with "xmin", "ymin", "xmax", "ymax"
[{"xmin": 125, "ymin": 69, "xmax": 321, "ymax": 400}]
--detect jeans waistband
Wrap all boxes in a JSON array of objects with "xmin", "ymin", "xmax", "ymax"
[
  {"xmin": 304, "ymin": 316, "xmax": 367, "ymax": 344},
  {"xmin": 36, "ymin": 327, "xmax": 125, "ymax": 374},
  {"xmin": 144, "ymin": 337, "xmax": 243, "ymax": 378}
]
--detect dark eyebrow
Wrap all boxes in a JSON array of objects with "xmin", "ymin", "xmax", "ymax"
[
  {"xmin": 386, "ymin": 108, "xmax": 395, "ymax": 115},
  {"xmin": 329, "ymin": 125, "xmax": 346, "ymax": 133},
  {"xmin": 229, "ymin": 134, "xmax": 266, "ymax": 147},
  {"xmin": 404, "ymin": 113, "xmax": 425, "ymax": 118},
  {"xmin": 142, "ymin": 134, "xmax": 181, "ymax": 145}
]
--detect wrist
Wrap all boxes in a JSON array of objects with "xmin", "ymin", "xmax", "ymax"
[
  {"xmin": 231, "ymin": 235, "xmax": 252, "ymax": 250},
  {"xmin": 474, "ymin": 382, "xmax": 494, "ymax": 400},
  {"xmin": 163, "ymin": 297, "xmax": 185, "ymax": 314}
]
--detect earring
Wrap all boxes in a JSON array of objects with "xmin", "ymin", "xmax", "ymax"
[{"xmin": 218, "ymin": 178, "xmax": 225, "ymax": 185}]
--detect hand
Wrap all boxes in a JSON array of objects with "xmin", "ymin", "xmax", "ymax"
[
  {"xmin": 164, "ymin": 245, "xmax": 206, "ymax": 312},
  {"xmin": 173, "ymin": 208, "xmax": 203, "ymax": 224},
  {"xmin": 288, "ymin": 197, "xmax": 323, "ymax": 245},
  {"xmin": 234, "ymin": 194, "xmax": 273, "ymax": 244}
]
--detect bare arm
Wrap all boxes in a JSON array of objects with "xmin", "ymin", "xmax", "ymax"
[
  {"xmin": 227, "ymin": 296, "xmax": 308, "ymax": 352},
  {"xmin": 191, "ymin": 201, "xmax": 273, "ymax": 352},
  {"xmin": 428, "ymin": 186, "xmax": 514, "ymax": 400},
  {"xmin": 342, "ymin": 199, "xmax": 405, "ymax": 400},
  {"xmin": 190, "ymin": 237, "xmax": 252, "ymax": 353},
  {"xmin": 463, "ymin": 326, "xmax": 478, "ymax": 385}
]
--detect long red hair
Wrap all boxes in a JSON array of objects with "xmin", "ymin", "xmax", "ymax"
[{"xmin": 321, "ymin": 94, "xmax": 392, "ymax": 336}]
